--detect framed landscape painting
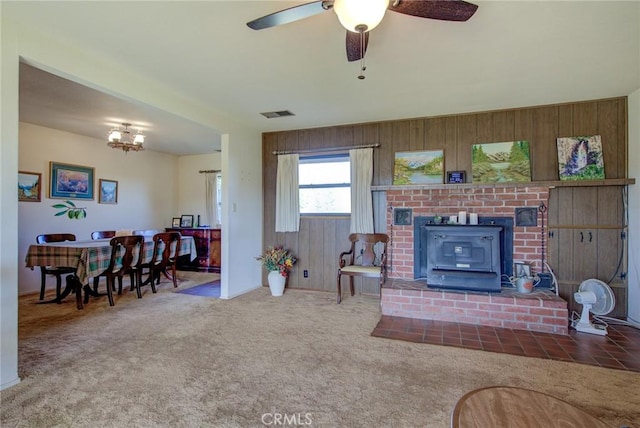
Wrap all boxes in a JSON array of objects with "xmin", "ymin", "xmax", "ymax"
[
  {"xmin": 556, "ymin": 135, "xmax": 605, "ymax": 181},
  {"xmin": 393, "ymin": 150, "xmax": 444, "ymax": 185},
  {"xmin": 18, "ymin": 171, "xmax": 42, "ymax": 202},
  {"xmin": 471, "ymin": 141, "xmax": 531, "ymax": 183},
  {"xmin": 99, "ymin": 179, "xmax": 118, "ymax": 204},
  {"xmin": 49, "ymin": 162, "xmax": 94, "ymax": 200}
]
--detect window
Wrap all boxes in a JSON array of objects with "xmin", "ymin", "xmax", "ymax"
[{"xmin": 299, "ymin": 154, "xmax": 350, "ymax": 215}]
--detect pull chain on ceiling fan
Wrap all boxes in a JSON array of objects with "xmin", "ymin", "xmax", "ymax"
[
  {"xmin": 358, "ymin": 28, "xmax": 366, "ymax": 80},
  {"xmin": 247, "ymin": 0, "xmax": 478, "ymax": 78}
]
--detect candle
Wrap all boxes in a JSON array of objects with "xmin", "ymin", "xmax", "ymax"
[
  {"xmin": 458, "ymin": 211, "xmax": 467, "ymax": 225},
  {"xmin": 469, "ymin": 213, "xmax": 478, "ymax": 225},
  {"xmin": 449, "ymin": 215, "xmax": 458, "ymax": 224}
]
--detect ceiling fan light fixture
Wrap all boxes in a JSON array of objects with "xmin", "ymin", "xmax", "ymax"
[{"xmin": 334, "ymin": 0, "xmax": 388, "ymax": 33}]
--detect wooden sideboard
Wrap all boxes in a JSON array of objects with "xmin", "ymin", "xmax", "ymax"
[{"xmin": 166, "ymin": 227, "xmax": 221, "ymax": 272}]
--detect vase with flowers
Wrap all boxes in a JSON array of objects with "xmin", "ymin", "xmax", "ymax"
[{"xmin": 255, "ymin": 246, "xmax": 296, "ymax": 296}]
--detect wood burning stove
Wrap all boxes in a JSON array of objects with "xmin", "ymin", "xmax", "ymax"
[{"xmin": 414, "ymin": 218, "xmax": 511, "ymax": 292}]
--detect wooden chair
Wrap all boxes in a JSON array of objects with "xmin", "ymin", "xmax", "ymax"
[
  {"xmin": 90, "ymin": 231, "xmax": 117, "ymax": 291},
  {"xmin": 35, "ymin": 233, "xmax": 77, "ymax": 300},
  {"xmin": 336, "ymin": 233, "xmax": 389, "ymax": 304},
  {"xmin": 91, "ymin": 230, "xmax": 116, "ymax": 240},
  {"xmin": 143, "ymin": 232, "xmax": 182, "ymax": 290},
  {"xmin": 95, "ymin": 235, "xmax": 145, "ymax": 306}
]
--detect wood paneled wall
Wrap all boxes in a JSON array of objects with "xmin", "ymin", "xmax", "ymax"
[{"xmin": 261, "ymin": 97, "xmax": 628, "ymax": 294}]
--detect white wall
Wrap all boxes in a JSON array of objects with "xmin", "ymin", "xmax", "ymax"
[
  {"xmin": 628, "ymin": 89, "xmax": 639, "ymax": 325},
  {"xmin": 178, "ymin": 153, "xmax": 221, "ymax": 226},
  {"xmin": 220, "ymin": 131, "xmax": 263, "ymax": 299},
  {"xmin": 1, "ymin": 10, "xmax": 22, "ymax": 390},
  {"xmin": 18, "ymin": 123, "xmax": 179, "ymax": 295}
]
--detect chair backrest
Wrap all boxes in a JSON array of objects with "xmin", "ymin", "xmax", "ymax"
[
  {"xmin": 36, "ymin": 233, "xmax": 76, "ymax": 244},
  {"xmin": 91, "ymin": 230, "xmax": 116, "ymax": 240},
  {"xmin": 150, "ymin": 232, "xmax": 181, "ymax": 267},
  {"xmin": 107, "ymin": 235, "xmax": 145, "ymax": 275},
  {"xmin": 346, "ymin": 233, "xmax": 389, "ymax": 267}
]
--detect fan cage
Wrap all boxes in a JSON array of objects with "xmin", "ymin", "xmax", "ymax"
[{"xmin": 578, "ymin": 279, "xmax": 615, "ymax": 315}]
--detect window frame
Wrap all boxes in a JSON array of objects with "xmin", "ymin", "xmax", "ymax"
[{"xmin": 298, "ymin": 153, "xmax": 351, "ymax": 216}]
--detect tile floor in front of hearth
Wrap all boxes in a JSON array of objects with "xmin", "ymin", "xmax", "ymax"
[{"xmin": 371, "ymin": 316, "xmax": 640, "ymax": 372}]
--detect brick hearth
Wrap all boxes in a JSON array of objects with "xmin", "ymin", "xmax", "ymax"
[{"xmin": 382, "ymin": 280, "xmax": 568, "ymax": 335}]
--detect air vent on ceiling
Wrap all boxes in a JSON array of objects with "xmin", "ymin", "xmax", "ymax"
[{"xmin": 260, "ymin": 110, "xmax": 295, "ymax": 119}]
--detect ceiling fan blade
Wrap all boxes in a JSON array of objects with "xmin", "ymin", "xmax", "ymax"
[
  {"xmin": 346, "ymin": 31, "xmax": 369, "ymax": 62},
  {"xmin": 389, "ymin": 0, "xmax": 478, "ymax": 22},
  {"xmin": 247, "ymin": 1, "xmax": 333, "ymax": 30}
]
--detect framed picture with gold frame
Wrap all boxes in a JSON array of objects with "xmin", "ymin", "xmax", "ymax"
[
  {"xmin": 18, "ymin": 171, "xmax": 42, "ymax": 202},
  {"xmin": 98, "ymin": 179, "xmax": 118, "ymax": 204}
]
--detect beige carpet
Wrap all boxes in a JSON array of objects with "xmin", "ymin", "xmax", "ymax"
[{"xmin": 2, "ymin": 272, "xmax": 639, "ymax": 428}]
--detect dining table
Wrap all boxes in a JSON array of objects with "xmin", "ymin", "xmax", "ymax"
[{"xmin": 25, "ymin": 236, "xmax": 197, "ymax": 309}]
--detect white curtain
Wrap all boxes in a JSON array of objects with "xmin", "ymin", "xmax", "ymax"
[
  {"xmin": 205, "ymin": 173, "xmax": 219, "ymax": 227},
  {"xmin": 275, "ymin": 154, "xmax": 300, "ymax": 232},
  {"xmin": 350, "ymin": 148, "xmax": 374, "ymax": 233}
]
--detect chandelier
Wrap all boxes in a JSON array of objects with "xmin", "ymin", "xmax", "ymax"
[{"xmin": 107, "ymin": 122, "xmax": 145, "ymax": 152}]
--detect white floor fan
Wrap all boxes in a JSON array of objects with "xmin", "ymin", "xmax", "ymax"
[{"xmin": 572, "ymin": 279, "xmax": 616, "ymax": 336}]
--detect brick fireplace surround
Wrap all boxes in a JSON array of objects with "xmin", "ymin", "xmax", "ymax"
[{"xmin": 381, "ymin": 185, "xmax": 569, "ymax": 335}]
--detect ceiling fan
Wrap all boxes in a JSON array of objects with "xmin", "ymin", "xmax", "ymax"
[{"xmin": 247, "ymin": 0, "xmax": 478, "ymax": 77}]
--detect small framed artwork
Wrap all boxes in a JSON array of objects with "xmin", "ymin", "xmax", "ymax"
[
  {"xmin": 446, "ymin": 171, "xmax": 466, "ymax": 184},
  {"xmin": 393, "ymin": 208, "xmax": 412, "ymax": 226},
  {"xmin": 98, "ymin": 179, "xmax": 118, "ymax": 204},
  {"xmin": 172, "ymin": 217, "xmax": 181, "ymax": 228},
  {"xmin": 18, "ymin": 171, "xmax": 42, "ymax": 202},
  {"xmin": 514, "ymin": 262, "xmax": 531, "ymax": 278},
  {"xmin": 393, "ymin": 150, "xmax": 444, "ymax": 185},
  {"xmin": 50, "ymin": 161, "xmax": 95, "ymax": 200},
  {"xmin": 180, "ymin": 214, "xmax": 194, "ymax": 228}
]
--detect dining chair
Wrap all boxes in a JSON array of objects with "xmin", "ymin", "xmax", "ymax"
[
  {"xmin": 336, "ymin": 233, "xmax": 389, "ymax": 304},
  {"xmin": 97, "ymin": 235, "xmax": 145, "ymax": 306},
  {"xmin": 91, "ymin": 230, "xmax": 116, "ymax": 240},
  {"xmin": 35, "ymin": 233, "xmax": 77, "ymax": 301},
  {"xmin": 143, "ymin": 232, "xmax": 182, "ymax": 291},
  {"xmin": 90, "ymin": 230, "xmax": 117, "ymax": 292}
]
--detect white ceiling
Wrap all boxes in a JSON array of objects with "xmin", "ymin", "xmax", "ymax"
[{"xmin": 9, "ymin": 1, "xmax": 640, "ymax": 156}]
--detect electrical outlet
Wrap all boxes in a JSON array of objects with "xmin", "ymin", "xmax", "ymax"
[{"xmin": 303, "ymin": 270, "xmax": 309, "ymax": 278}]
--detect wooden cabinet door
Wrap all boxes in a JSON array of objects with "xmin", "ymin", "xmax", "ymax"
[
  {"xmin": 547, "ymin": 186, "xmax": 627, "ymax": 317},
  {"xmin": 573, "ymin": 229, "xmax": 598, "ymax": 280},
  {"xmin": 547, "ymin": 228, "xmax": 573, "ymax": 282},
  {"xmin": 209, "ymin": 230, "xmax": 221, "ymax": 269}
]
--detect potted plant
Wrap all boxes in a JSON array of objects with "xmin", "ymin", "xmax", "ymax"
[{"xmin": 256, "ymin": 246, "xmax": 296, "ymax": 296}]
